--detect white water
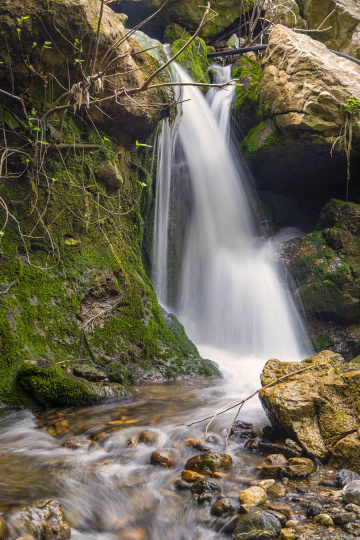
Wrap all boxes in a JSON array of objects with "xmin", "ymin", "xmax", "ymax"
[{"xmin": 153, "ymin": 64, "xmax": 311, "ymax": 371}]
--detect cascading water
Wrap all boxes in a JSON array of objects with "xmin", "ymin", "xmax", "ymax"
[{"xmin": 153, "ymin": 64, "xmax": 311, "ymax": 369}]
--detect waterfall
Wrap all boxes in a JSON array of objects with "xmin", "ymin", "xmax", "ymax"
[{"xmin": 152, "ymin": 63, "xmax": 311, "ymax": 367}]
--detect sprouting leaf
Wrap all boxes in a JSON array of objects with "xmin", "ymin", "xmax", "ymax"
[
  {"xmin": 16, "ymin": 28, "xmax": 21, "ymax": 40},
  {"xmin": 31, "ymin": 108, "xmax": 37, "ymax": 116},
  {"xmin": 25, "ymin": 159, "xmax": 30, "ymax": 163},
  {"xmin": 0, "ymin": 231, "xmax": 4, "ymax": 237},
  {"xmin": 64, "ymin": 237, "xmax": 80, "ymax": 246},
  {"xmin": 135, "ymin": 140, "xmax": 153, "ymax": 148},
  {"xmin": 32, "ymin": 126, "xmax": 41, "ymax": 132},
  {"xmin": 52, "ymin": 177, "xmax": 58, "ymax": 183},
  {"xmin": 103, "ymin": 136, "xmax": 110, "ymax": 142},
  {"xmin": 32, "ymin": 42, "xmax": 37, "ymax": 48},
  {"xmin": 37, "ymin": 140, "xmax": 49, "ymax": 145},
  {"xmin": 40, "ymin": 41, "xmax": 52, "ymax": 55},
  {"xmin": 138, "ymin": 181, "xmax": 147, "ymax": 188}
]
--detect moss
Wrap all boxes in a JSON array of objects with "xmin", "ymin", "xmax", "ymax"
[
  {"xmin": 232, "ymin": 57, "xmax": 267, "ymax": 117},
  {"xmin": 171, "ymin": 37, "xmax": 210, "ymax": 87},
  {"xmin": 311, "ymin": 334, "xmax": 332, "ymax": 352},
  {"xmin": 241, "ymin": 121, "xmax": 288, "ymax": 158},
  {"xmin": 164, "ymin": 24, "xmax": 190, "ymax": 44}
]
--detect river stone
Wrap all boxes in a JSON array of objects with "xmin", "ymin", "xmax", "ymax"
[
  {"xmin": 0, "ymin": 517, "xmax": 8, "ymax": 540},
  {"xmin": 211, "ymin": 497, "xmax": 234, "ymax": 517},
  {"xmin": 174, "ymin": 479, "xmax": 191, "ymax": 491},
  {"xmin": 150, "ymin": 450, "xmax": 174, "ymax": 467},
  {"xmin": 139, "ymin": 430, "xmax": 158, "ymax": 446},
  {"xmin": 233, "ymin": 510, "xmax": 282, "ymax": 540},
  {"xmin": 5, "ymin": 499, "xmax": 71, "ymax": 540},
  {"xmin": 333, "ymin": 512, "xmax": 357, "ymax": 525},
  {"xmin": 258, "ymin": 480, "xmax": 275, "ymax": 490},
  {"xmin": 279, "ymin": 530, "xmax": 297, "ymax": 540},
  {"xmin": 16, "ymin": 537, "xmax": 36, "ymax": 540},
  {"xmin": 185, "ymin": 438, "xmax": 209, "ymax": 451},
  {"xmin": 239, "ymin": 487, "xmax": 267, "ymax": 506},
  {"xmin": 336, "ymin": 468, "xmax": 360, "ymax": 487},
  {"xmin": 343, "ymin": 522, "xmax": 360, "ymax": 535},
  {"xmin": 185, "ymin": 452, "xmax": 233, "ymax": 475},
  {"xmin": 198, "ymin": 492, "xmax": 212, "ymax": 505},
  {"xmin": 342, "ymin": 480, "xmax": 360, "ymax": 505},
  {"xmin": 190, "ymin": 478, "xmax": 219, "ymax": 494},
  {"xmin": 285, "ymin": 457, "xmax": 316, "ymax": 478},
  {"xmin": 181, "ymin": 470, "xmax": 204, "ymax": 482},
  {"xmin": 345, "ymin": 503, "xmax": 360, "ymax": 514},
  {"xmin": 306, "ymin": 503, "xmax": 323, "ymax": 518},
  {"xmin": 313, "ymin": 514, "xmax": 334, "ymax": 526},
  {"xmin": 266, "ymin": 483, "xmax": 287, "ymax": 499},
  {"xmin": 265, "ymin": 502, "xmax": 292, "ymax": 520},
  {"xmin": 265, "ymin": 510, "xmax": 287, "ymax": 527},
  {"xmin": 258, "ymin": 454, "xmax": 288, "ymax": 478}
]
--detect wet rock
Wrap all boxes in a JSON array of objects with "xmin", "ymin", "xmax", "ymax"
[
  {"xmin": 286, "ymin": 458, "xmax": 316, "ymax": 478},
  {"xmin": 266, "ymin": 510, "xmax": 287, "ymax": 527},
  {"xmin": 229, "ymin": 421, "xmax": 260, "ymax": 441},
  {"xmin": 345, "ymin": 502, "xmax": 360, "ymax": 514},
  {"xmin": 313, "ymin": 514, "xmax": 334, "ymax": 526},
  {"xmin": 239, "ymin": 487, "xmax": 267, "ymax": 506},
  {"xmin": 126, "ymin": 438, "xmax": 138, "ymax": 447},
  {"xmin": 185, "ymin": 452, "xmax": 232, "ymax": 475},
  {"xmin": 71, "ymin": 364, "xmax": 108, "ymax": 381},
  {"xmin": 0, "ymin": 517, "xmax": 8, "ymax": 539},
  {"xmin": 233, "ymin": 510, "xmax": 282, "ymax": 540},
  {"xmin": 211, "ymin": 498, "xmax": 235, "ymax": 517},
  {"xmin": 258, "ymin": 480, "xmax": 275, "ymax": 490},
  {"xmin": 245, "ymin": 438, "xmax": 301, "ymax": 459},
  {"xmin": 212, "ymin": 472, "xmax": 224, "ymax": 479},
  {"xmin": 342, "ymin": 480, "xmax": 360, "ymax": 505},
  {"xmin": 333, "ymin": 512, "xmax": 357, "ymax": 525},
  {"xmin": 198, "ymin": 492, "xmax": 212, "ymax": 505},
  {"xmin": 343, "ymin": 522, "xmax": 360, "ymax": 535},
  {"xmin": 61, "ymin": 436, "xmax": 88, "ymax": 450},
  {"xmin": 185, "ymin": 438, "xmax": 209, "ymax": 451},
  {"xmin": 280, "ymin": 530, "xmax": 298, "ymax": 540},
  {"xmin": 95, "ymin": 161, "xmax": 123, "ymax": 189},
  {"xmin": 266, "ymin": 483, "xmax": 287, "ymax": 499},
  {"xmin": 306, "ymin": 503, "xmax": 323, "ymax": 518},
  {"xmin": 238, "ymin": 504, "xmax": 250, "ymax": 515},
  {"xmin": 285, "ymin": 520, "xmax": 299, "ymax": 527},
  {"xmin": 15, "ymin": 537, "xmax": 36, "ymax": 540},
  {"xmin": 5, "ymin": 499, "xmax": 71, "ymax": 540},
  {"xmin": 138, "ymin": 431, "xmax": 158, "ymax": 446},
  {"xmin": 191, "ymin": 479, "xmax": 220, "ymax": 495},
  {"xmin": 264, "ymin": 502, "xmax": 292, "ymax": 520},
  {"xmin": 174, "ymin": 479, "xmax": 191, "ymax": 491},
  {"xmin": 181, "ymin": 470, "xmax": 205, "ymax": 482},
  {"xmin": 150, "ymin": 450, "xmax": 174, "ymax": 468},
  {"xmin": 258, "ymin": 454, "xmax": 288, "ymax": 478},
  {"xmin": 336, "ymin": 468, "xmax": 360, "ymax": 487}
]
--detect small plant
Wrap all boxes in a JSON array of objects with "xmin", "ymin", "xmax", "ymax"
[{"xmin": 344, "ymin": 97, "xmax": 360, "ymax": 116}]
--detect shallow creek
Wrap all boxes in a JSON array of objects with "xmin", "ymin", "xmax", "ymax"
[{"xmin": 0, "ymin": 359, "xmax": 348, "ymax": 540}]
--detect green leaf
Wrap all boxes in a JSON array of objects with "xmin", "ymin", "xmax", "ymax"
[
  {"xmin": 103, "ymin": 136, "xmax": 110, "ymax": 142},
  {"xmin": 135, "ymin": 140, "xmax": 153, "ymax": 148},
  {"xmin": 16, "ymin": 28, "xmax": 21, "ymax": 40},
  {"xmin": 138, "ymin": 181, "xmax": 147, "ymax": 188},
  {"xmin": 0, "ymin": 231, "xmax": 4, "ymax": 237},
  {"xmin": 32, "ymin": 127, "xmax": 41, "ymax": 132},
  {"xmin": 37, "ymin": 140, "xmax": 49, "ymax": 145},
  {"xmin": 32, "ymin": 41, "xmax": 37, "ymax": 48},
  {"xmin": 64, "ymin": 237, "xmax": 80, "ymax": 246}
]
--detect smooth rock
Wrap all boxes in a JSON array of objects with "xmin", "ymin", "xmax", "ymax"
[
  {"xmin": 333, "ymin": 512, "xmax": 357, "ymax": 525},
  {"xmin": 286, "ymin": 457, "xmax": 316, "ymax": 478},
  {"xmin": 285, "ymin": 520, "xmax": 299, "ymax": 527},
  {"xmin": 210, "ymin": 497, "xmax": 234, "ymax": 517},
  {"xmin": 174, "ymin": 479, "xmax": 191, "ymax": 491},
  {"xmin": 198, "ymin": 492, "xmax": 212, "ymax": 505},
  {"xmin": 5, "ymin": 499, "xmax": 71, "ymax": 540},
  {"xmin": 258, "ymin": 480, "xmax": 276, "ymax": 490},
  {"xmin": 95, "ymin": 161, "xmax": 123, "ymax": 189},
  {"xmin": 306, "ymin": 503, "xmax": 323, "ymax": 518},
  {"xmin": 336, "ymin": 468, "xmax": 360, "ymax": 487},
  {"xmin": 185, "ymin": 438, "xmax": 209, "ymax": 451},
  {"xmin": 258, "ymin": 454, "xmax": 288, "ymax": 478},
  {"xmin": 150, "ymin": 450, "xmax": 174, "ymax": 468},
  {"xmin": 239, "ymin": 486, "xmax": 267, "ymax": 506},
  {"xmin": 280, "ymin": 530, "xmax": 298, "ymax": 540},
  {"xmin": 185, "ymin": 452, "xmax": 232, "ymax": 475},
  {"xmin": 138, "ymin": 431, "xmax": 158, "ymax": 446},
  {"xmin": 190, "ymin": 479, "xmax": 219, "ymax": 495},
  {"xmin": 313, "ymin": 514, "xmax": 334, "ymax": 526},
  {"xmin": 266, "ymin": 483, "xmax": 287, "ymax": 499},
  {"xmin": 265, "ymin": 502, "xmax": 292, "ymax": 520},
  {"xmin": 233, "ymin": 510, "xmax": 282, "ymax": 540},
  {"xmin": 342, "ymin": 480, "xmax": 360, "ymax": 505},
  {"xmin": 181, "ymin": 470, "xmax": 204, "ymax": 482}
]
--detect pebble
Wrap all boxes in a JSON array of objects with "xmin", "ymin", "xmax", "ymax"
[
  {"xmin": 285, "ymin": 520, "xmax": 299, "ymax": 527},
  {"xmin": 280, "ymin": 530, "xmax": 298, "ymax": 540},
  {"xmin": 150, "ymin": 450, "xmax": 174, "ymax": 467},
  {"xmin": 258, "ymin": 479, "xmax": 275, "ymax": 490},
  {"xmin": 313, "ymin": 513, "xmax": 334, "ymax": 526},
  {"xmin": 181, "ymin": 470, "xmax": 204, "ymax": 482}
]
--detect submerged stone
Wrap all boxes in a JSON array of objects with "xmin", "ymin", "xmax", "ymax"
[{"xmin": 185, "ymin": 452, "xmax": 233, "ymax": 475}]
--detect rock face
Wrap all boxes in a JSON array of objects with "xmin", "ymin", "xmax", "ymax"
[
  {"xmin": 297, "ymin": 0, "xmax": 360, "ymax": 58},
  {"xmin": 259, "ymin": 350, "xmax": 360, "ymax": 472},
  {"xmin": 5, "ymin": 499, "xmax": 71, "ymax": 540},
  {"xmin": 234, "ymin": 25, "xmax": 360, "ymax": 215}
]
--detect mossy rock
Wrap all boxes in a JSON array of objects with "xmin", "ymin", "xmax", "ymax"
[
  {"xmin": 164, "ymin": 24, "xmax": 190, "ymax": 44},
  {"xmin": 185, "ymin": 452, "xmax": 233, "ymax": 475},
  {"xmin": 171, "ymin": 37, "xmax": 210, "ymax": 87}
]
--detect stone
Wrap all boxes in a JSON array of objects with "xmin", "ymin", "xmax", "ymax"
[
  {"xmin": 333, "ymin": 512, "xmax": 357, "ymax": 524},
  {"xmin": 343, "ymin": 522, "xmax": 360, "ymax": 535},
  {"xmin": 306, "ymin": 503, "xmax": 323, "ymax": 518},
  {"xmin": 280, "ymin": 530, "xmax": 297, "ymax": 540},
  {"xmin": 174, "ymin": 479, "xmax": 191, "ymax": 491},
  {"xmin": 239, "ymin": 487, "xmax": 268, "ymax": 506},
  {"xmin": 5, "ymin": 499, "xmax": 71, "ymax": 540},
  {"xmin": 264, "ymin": 502, "xmax": 292, "ymax": 520},
  {"xmin": 198, "ymin": 492, "xmax": 212, "ymax": 505},
  {"xmin": 313, "ymin": 514, "xmax": 334, "ymax": 526},
  {"xmin": 150, "ymin": 450, "xmax": 174, "ymax": 468},
  {"xmin": 342, "ymin": 480, "xmax": 360, "ymax": 505},
  {"xmin": 185, "ymin": 438, "xmax": 209, "ymax": 451},
  {"xmin": 0, "ymin": 517, "xmax": 8, "ymax": 540},
  {"xmin": 345, "ymin": 502, "xmax": 360, "ymax": 514},
  {"xmin": 139, "ymin": 431, "xmax": 159, "ymax": 446},
  {"xmin": 258, "ymin": 480, "xmax": 276, "ymax": 490},
  {"xmin": 190, "ymin": 479, "xmax": 219, "ymax": 495},
  {"xmin": 266, "ymin": 483, "xmax": 287, "ymax": 499},
  {"xmin": 185, "ymin": 452, "xmax": 232, "ymax": 475},
  {"xmin": 210, "ymin": 497, "xmax": 234, "ymax": 517},
  {"xmin": 265, "ymin": 510, "xmax": 287, "ymax": 527},
  {"xmin": 258, "ymin": 454, "xmax": 288, "ymax": 478},
  {"xmin": 286, "ymin": 458, "xmax": 316, "ymax": 478},
  {"xmin": 238, "ymin": 504, "xmax": 250, "ymax": 514},
  {"xmin": 285, "ymin": 520, "xmax": 299, "ymax": 527},
  {"xmin": 15, "ymin": 537, "xmax": 35, "ymax": 540},
  {"xmin": 259, "ymin": 351, "xmax": 360, "ymax": 472},
  {"xmin": 336, "ymin": 468, "xmax": 360, "ymax": 487},
  {"xmin": 233, "ymin": 510, "xmax": 282, "ymax": 540},
  {"xmin": 229, "ymin": 420, "xmax": 260, "ymax": 441},
  {"xmin": 61, "ymin": 436, "xmax": 88, "ymax": 450},
  {"xmin": 181, "ymin": 470, "xmax": 204, "ymax": 482},
  {"xmin": 245, "ymin": 438, "xmax": 301, "ymax": 459}
]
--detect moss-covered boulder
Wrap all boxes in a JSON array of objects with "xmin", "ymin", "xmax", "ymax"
[
  {"xmin": 185, "ymin": 452, "xmax": 233, "ymax": 475},
  {"xmin": 171, "ymin": 37, "xmax": 210, "ymax": 85},
  {"xmin": 232, "ymin": 510, "xmax": 282, "ymax": 540},
  {"xmin": 259, "ymin": 350, "xmax": 360, "ymax": 472}
]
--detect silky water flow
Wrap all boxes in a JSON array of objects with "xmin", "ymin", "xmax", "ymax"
[{"xmin": 152, "ymin": 64, "xmax": 312, "ymax": 383}]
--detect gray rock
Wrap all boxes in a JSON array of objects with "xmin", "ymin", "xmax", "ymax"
[
  {"xmin": 233, "ymin": 510, "xmax": 282, "ymax": 540},
  {"xmin": 342, "ymin": 480, "xmax": 360, "ymax": 505},
  {"xmin": 336, "ymin": 469, "xmax": 360, "ymax": 487},
  {"xmin": 191, "ymin": 478, "xmax": 219, "ymax": 494},
  {"xmin": 333, "ymin": 512, "xmax": 357, "ymax": 525}
]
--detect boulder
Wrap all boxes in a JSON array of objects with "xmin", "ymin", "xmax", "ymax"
[
  {"xmin": 185, "ymin": 452, "xmax": 233, "ymax": 475},
  {"xmin": 266, "ymin": 483, "xmax": 287, "ymax": 499},
  {"xmin": 0, "ymin": 517, "xmax": 8, "ymax": 540},
  {"xmin": 150, "ymin": 449, "xmax": 174, "ymax": 467},
  {"xmin": 211, "ymin": 497, "xmax": 235, "ymax": 517},
  {"xmin": 336, "ymin": 468, "xmax": 360, "ymax": 487},
  {"xmin": 239, "ymin": 487, "xmax": 268, "ymax": 506},
  {"xmin": 342, "ymin": 480, "xmax": 360, "ymax": 505},
  {"xmin": 190, "ymin": 479, "xmax": 219, "ymax": 494},
  {"xmin": 5, "ymin": 499, "xmax": 71, "ymax": 540},
  {"xmin": 233, "ymin": 511, "xmax": 282, "ymax": 540},
  {"xmin": 259, "ymin": 350, "xmax": 360, "ymax": 472}
]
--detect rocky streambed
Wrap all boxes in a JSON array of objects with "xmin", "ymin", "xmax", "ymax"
[{"xmin": 1, "ymin": 354, "xmax": 360, "ymax": 540}]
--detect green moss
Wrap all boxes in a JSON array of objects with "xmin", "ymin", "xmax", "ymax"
[
  {"xmin": 164, "ymin": 24, "xmax": 191, "ymax": 44},
  {"xmin": 171, "ymin": 37, "xmax": 210, "ymax": 87},
  {"xmin": 232, "ymin": 57, "xmax": 267, "ymax": 117},
  {"xmin": 311, "ymin": 334, "xmax": 332, "ymax": 352},
  {"xmin": 241, "ymin": 121, "xmax": 288, "ymax": 158}
]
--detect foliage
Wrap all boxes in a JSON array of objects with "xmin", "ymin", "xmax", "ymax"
[{"xmin": 344, "ymin": 97, "xmax": 360, "ymax": 116}]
